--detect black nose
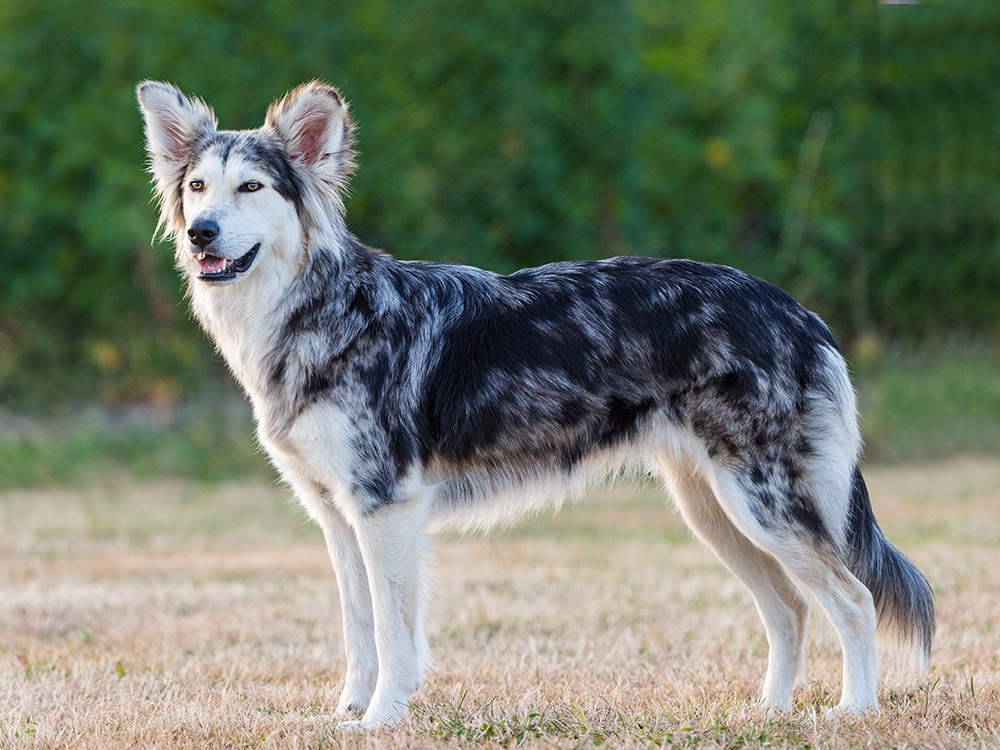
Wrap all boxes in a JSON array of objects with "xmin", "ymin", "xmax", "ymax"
[{"xmin": 187, "ymin": 219, "xmax": 220, "ymax": 247}]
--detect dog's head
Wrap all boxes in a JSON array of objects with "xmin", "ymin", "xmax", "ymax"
[{"xmin": 137, "ymin": 81, "xmax": 354, "ymax": 287}]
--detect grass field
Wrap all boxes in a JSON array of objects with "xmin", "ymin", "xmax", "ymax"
[{"xmin": 1, "ymin": 459, "xmax": 998, "ymax": 748}]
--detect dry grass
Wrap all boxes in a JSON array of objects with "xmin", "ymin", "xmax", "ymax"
[{"xmin": 1, "ymin": 460, "xmax": 999, "ymax": 748}]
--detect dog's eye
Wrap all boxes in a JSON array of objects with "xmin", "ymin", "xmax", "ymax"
[
  {"xmin": 189, "ymin": 180, "xmax": 204, "ymax": 192},
  {"xmin": 240, "ymin": 180, "xmax": 263, "ymax": 193}
]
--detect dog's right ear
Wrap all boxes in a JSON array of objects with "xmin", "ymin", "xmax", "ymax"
[
  {"xmin": 137, "ymin": 81, "xmax": 217, "ymax": 238},
  {"xmin": 137, "ymin": 81, "xmax": 217, "ymax": 172}
]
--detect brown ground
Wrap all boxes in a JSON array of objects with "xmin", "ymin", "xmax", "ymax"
[{"xmin": 1, "ymin": 459, "xmax": 998, "ymax": 748}]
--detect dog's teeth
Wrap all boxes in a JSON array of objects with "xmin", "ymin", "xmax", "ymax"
[{"xmin": 197, "ymin": 252, "xmax": 206, "ymax": 261}]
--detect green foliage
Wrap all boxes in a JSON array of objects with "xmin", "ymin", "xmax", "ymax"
[
  {"xmin": 855, "ymin": 340, "xmax": 1000, "ymax": 463},
  {"xmin": 0, "ymin": 396, "xmax": 270, "ymax": 488},
  {"xmin": 1, "ymin": 0, "xmax": 998, "ymax": 411}
]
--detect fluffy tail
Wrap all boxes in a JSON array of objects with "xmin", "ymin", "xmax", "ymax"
[{"xmin": 844, "ymin": 465, "xmax": 934, "ymax": 669}]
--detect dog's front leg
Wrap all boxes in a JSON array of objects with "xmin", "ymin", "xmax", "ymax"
[
  {"xmin": 350, "ymin": 496, "xmax": 428, "ymax": 728},
  {"xmin": 314, "ymin": 503, "xmax": 379, "ymax": 717}
]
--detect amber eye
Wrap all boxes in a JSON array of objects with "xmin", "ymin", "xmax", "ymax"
[
  {"xmin": 241, "ymin": 180, "xmax": 263, "ymax": 193},
  {"xmin": 189, "ymin": 180, "xmax": 204, "ymax": 192}
]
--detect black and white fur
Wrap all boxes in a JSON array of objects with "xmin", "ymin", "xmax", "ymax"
[{"xmin": 138, "ymin": 80, "xmax": 934, "ymax": 728}]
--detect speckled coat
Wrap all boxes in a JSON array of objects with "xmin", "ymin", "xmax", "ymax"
[{"xmin": 138, "ymin": 80, "xmax": 933, "ymax": 728}]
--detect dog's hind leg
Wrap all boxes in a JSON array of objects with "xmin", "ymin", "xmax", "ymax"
[
  {"xmin": 313, "ymin": 501, "xmax": 380, "ymax": 717},
  {"xmin": 708, "ymin": 466, "xmax": 880, "ymax": 715},
  {"xmin": 660, "ymin": 464, "xmax": 809, "ymax": 709},
  {"xmin": 351, "ymin": 493, "xmax": 431, "ymax": 728}
]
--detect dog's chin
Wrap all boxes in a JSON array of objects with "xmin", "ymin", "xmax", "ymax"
[{"xmin": 193, "ymin": 243, "xmax": 261, "ymax": 284}]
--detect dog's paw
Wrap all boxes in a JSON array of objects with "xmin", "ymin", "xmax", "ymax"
[
  {"xmin": 334, "ymin": 702, "xmax": 366, "ymax": 720},
  {"xmin": 356, "ymin": 691, "xmax": 411, "ymax": 729},
  {"xmin": 823, "ymin": 700, "xmax": 877, "ymax": 720},
  {"xmin": 334, "ymin": 711, "xmax": 405, "ymax": 731},
  {"xmin": 335, "ymin": 671, "xmax": 377, "ymax": 717},
  {"xmin": 758, "ymin": 694, "xmax": 794, "ymax": 713}
]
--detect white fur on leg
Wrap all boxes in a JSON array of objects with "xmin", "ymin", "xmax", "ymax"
[
  {"xmin": 351, "ymin": 494, "xmax": 430, "ymax": 728},
  {"xmin": 758, "ymin": 599, "xmax": 809, "ymax": 710},
  {"xmin": 827, "ymin": 578, "xmax": 880, "ymax": 713},
  {"xmin": 709, "ymin": 468, "xmax": 881, "ymax": 715},
  {"xmin": 276, "ymin": 468, "xmax": 381, "ymax": 717},
  {"xmin": 757, "ymin": 585, "xmax": 809, "ymax": 710},
  {"xmin": 660, "ymin": 463, "xmax": 810, "ymax": 711},
  {"xmin": 314, "ymin": 506, "xmax": 379, "ymax": 716}
]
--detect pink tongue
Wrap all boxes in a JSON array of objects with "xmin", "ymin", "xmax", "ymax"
[{"xmin": 199, "ymin": 255, "xmax": 227, "ymax": 273}]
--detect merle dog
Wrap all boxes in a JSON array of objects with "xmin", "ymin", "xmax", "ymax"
[{"xmin": 138, "ymin": 80, "xmax": 933, "ymax": 727}]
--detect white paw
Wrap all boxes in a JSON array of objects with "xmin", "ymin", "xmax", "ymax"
[
  {"xmin": 334, "ymin": 702, "xmax": 365, "ymax": 719},
  {"xmin": 824, "ymin": 700, "xmax": 876, "ymax": 720},
  {"xmin": 335, "ymin": 670, "xmax": 377, "ymax": 717},
  {"xmin": 758, "ymin": 695, "xmax": 793, "ymax": 713},
  {"xmin": 335, "ymin": 688, "xmax": 371, "ymax": 719},
  {"xmin": 334, "ymin": 711, "xmax": 404, "ymax": 732},
  {"xmin": 358, "ymin": 690, "xmax": 411, "ymax": 729}
]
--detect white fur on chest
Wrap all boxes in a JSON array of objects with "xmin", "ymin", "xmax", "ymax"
[
  {"xmin": 258, "ymin": 400, "xmax": 361, "ymax": 524},
  {"xmin": 188, "ymin": 276, "xmax": 284, "ymax": 396}
]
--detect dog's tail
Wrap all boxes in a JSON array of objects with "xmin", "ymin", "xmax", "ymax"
[{"xmin": 844, "ymin": 465, "xmax": 934, "ymax": 670}]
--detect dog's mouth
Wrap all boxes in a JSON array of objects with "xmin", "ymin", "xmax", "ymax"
[{"xmin": 196, "ymin": 244, "xmax": 261, "ymax": 282}]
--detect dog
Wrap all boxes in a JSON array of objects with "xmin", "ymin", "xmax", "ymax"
[{"xmin": 137, "ymin": 80, "xmax": 934, "ymax": 728}]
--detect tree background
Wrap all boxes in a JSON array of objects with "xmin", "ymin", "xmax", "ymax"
[{"xmin": 1, "ymin": 0, "xmax": 998, "ymax": 413}]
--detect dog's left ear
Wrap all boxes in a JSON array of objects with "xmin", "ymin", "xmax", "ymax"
[{"xmin": 266, "ymin": 82, "xmax": 355, "ymax": 187}]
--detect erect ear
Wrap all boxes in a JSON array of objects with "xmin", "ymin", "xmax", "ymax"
[
  {"xmin": 136, "ymin": 80, "xmax": 217, "ymax": 167},
  {"xmin": 265, "ymin": 81, "xmax": 355, "ymax": 185},
  {"xmin": 137, "ymin": 81, "xmax": 217, "ymax": 239}
]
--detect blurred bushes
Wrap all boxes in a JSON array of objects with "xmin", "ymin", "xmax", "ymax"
[{"xmin": 1, "ymin": 0, "xmax": 998, "ymax": 412}]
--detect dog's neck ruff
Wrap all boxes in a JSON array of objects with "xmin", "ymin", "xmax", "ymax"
[{"xmin": 187, "ymin": 230, "xmax": 360, "ymax": 418}]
